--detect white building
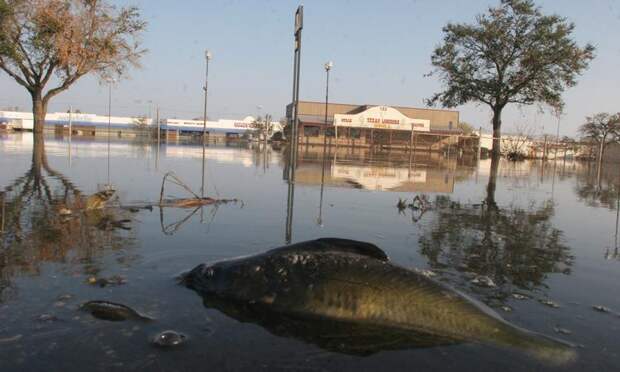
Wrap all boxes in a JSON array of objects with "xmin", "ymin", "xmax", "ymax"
[
  {"xmin": 164, "ymin": 116, "xmax": 283, "ymax": 136},
  {"xmin": 0, "ymin": 110, "xmax": 153, "ymax": 130}
]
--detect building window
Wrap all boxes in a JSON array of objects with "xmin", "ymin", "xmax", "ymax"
[
  {"xmin": 350, "ymin": 128, "xmax": 361, "ymax": 139},
  {"xmin": 304, "ymin": 126, "xmax": 320, "ymax": 137},
  {"xmin": 325, "ymin": 127, "xmax": 335, "ymax": 137}
]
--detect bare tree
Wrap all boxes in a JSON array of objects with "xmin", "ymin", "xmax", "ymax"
[{"xmin": 0, "ymin": 0, "xmax": 146, "ymax": 142}]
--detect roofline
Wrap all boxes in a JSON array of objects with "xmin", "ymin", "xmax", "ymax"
[{"xmin": 290, "ymin": 100, "xmax": 460, "ymax": 114}]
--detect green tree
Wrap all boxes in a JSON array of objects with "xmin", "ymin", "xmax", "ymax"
[
  {"xmin": 579, "ymin": 113, "xmax": 620, "ymax": 165},
  {"xmin": 0, "ymin": 0, "xmax": 146, "ymax": 143},
  {"xmin": 427, "ymin": 0, "xmax": 594, "ymax": 157}
]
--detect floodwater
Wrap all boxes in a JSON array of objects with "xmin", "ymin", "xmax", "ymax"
[{"xmin": 0, "ymin": 132, "xmax": 619, "ymax": 371}]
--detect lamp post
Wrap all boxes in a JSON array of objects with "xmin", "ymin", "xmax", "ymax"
[
  {"xmin": 107, "ymin": 79, "xmax": 115, "ymax": 189},
  {"xmin": 317, "ymin": 61, "xmax": 333, "ymax": 226},
  {"xmin": 203, "ymin": 50, "xmax": 212, "ymax": 144}
]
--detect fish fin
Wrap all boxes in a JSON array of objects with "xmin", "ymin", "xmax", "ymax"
[
  {"xmin": 313, "ymin": 238, "xmax": 389, "ymax": 261},
  {"xmin": 269, "ymin": 239, "xmax": 389, "ymax": 261}
]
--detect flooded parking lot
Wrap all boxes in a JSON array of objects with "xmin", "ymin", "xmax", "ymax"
[{"xmin": 1, "ymin": 133, "xmax": 619, "ymax": 371}]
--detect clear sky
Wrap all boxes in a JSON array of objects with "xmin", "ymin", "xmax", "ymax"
[{"xmin": 0, "ymin": 0, "xmax": 618, "ymax": 136}]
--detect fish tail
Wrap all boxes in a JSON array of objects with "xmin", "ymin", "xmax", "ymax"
[{"xmin": 499, "ymin": 327, "xmax": 577, "ymax": 365}]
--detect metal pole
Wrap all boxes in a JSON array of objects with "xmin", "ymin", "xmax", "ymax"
[
  {"xmin": 203, "ymin": 50, "xmax": 212, "ymax": 144},
  {"xmin": 68, "ymin": 105, "xmax": 72, "ymax": 166},
  {"xmin": 318, "ymin": 62, "xmax": 332, "ymax": 226},
  {"xmin": 286, "ymin": 6, "xmax": 303, "ymax": 244},
  {"xmin": 107, "ymin": 81, "xmax": 112, "ymax": 187}
]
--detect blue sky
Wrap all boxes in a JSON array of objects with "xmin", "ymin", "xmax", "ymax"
[{"xmin": 1, "ymin": 0, "xmax": 618, "ymax": 136}]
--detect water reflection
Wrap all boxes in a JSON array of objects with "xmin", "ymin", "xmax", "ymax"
[
  {"xmin": 0, "ymin": 140, "xmax": 137, "ymax": 302},
  {"xmin": 418, "ymin": 157, "xmax": 574, "ymax": 305},
  {"xmin": 574, "ymin": 162, "xmax": 620, "ymax": 209},
  {"xmin": 201, "ymin": 295, "xmax": 456, "ymax": 356},
  {"xmin": 286, "ymin": 146, "xmax": 476, "ymax": 193}
]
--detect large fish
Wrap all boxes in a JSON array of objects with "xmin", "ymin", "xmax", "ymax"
[{"xmin": 182, "ymin": 238, "xmax": 576, "ymax": 364}]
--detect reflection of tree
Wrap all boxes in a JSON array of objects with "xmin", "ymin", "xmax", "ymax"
[
  {"xmin": 0, "ymin": 139, "xmax": 136, "ymax": 302},
  {"xmin": 574, "ymin": 162, "xmax": 620, "ymax": 210},
  {"xmin": 419, "ymin": 155, "xmax": 573, "ymax": 303}
]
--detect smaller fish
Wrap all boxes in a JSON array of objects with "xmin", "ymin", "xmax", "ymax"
[{"xmin": 80, "ymin": 301, "xmax": 154, "ymax": 322}]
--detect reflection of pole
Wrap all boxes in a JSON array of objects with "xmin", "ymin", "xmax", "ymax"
[
  {"xmin": 68, "ymin": 105, "xmax": 72, "ymax": 167},
  {"xmin": 615, "ymin": 196, "xmax": 619, "ymax": 251},
  {"xmin": 285, "ymin": 174, "xmax": 295, "ymax": 244},
  {"xmin": 156, "ymin": 105, "xmax": 160, "ymax": 170},
  {"xmin": 201, "ymin": 144, "xmax": 206, "ymax": 198},
  {"xmin": 107, "ymin": 82, "xmax": 112, "ymax": 187},
  {"xmin": 0, "ymin": 192, "xmax": 5, "ymax": 234}
]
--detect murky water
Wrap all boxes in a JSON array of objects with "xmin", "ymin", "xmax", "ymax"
[{"xmin": 0, "ymin": 132, "xmax": 619, "ymax": 371}]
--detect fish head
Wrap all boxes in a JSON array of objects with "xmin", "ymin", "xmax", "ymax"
[{"xmin": 182, "ymin": 257, "xmax": 274, "ymax": 303}]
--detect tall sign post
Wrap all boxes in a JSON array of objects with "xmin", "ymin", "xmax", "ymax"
[{"xmin": 286, "ymin": 5, "xmax": 303, "ymax": 244}]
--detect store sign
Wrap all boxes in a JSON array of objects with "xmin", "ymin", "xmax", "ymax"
[{"xmin": 334, "ymin": 106, "xmax": 430, "ymax": 132}]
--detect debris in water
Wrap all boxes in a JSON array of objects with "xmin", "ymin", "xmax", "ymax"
[
  {"xmin": 539, "ymin": 299, "xmax": 560, "ymax": 308},
  {"xmin": 471, "ymin": 276, "xmax": 496, "ymax": 288},
  {"xmin": 87, "ymin": 275, "xmax": 127, "ymax": 288},
  {"xmin": 512, "ymin": 293, "xmax": 528, "ymax": 300},
  {"xmin": 152, "ymin": 330, "xmax": 187, "ymax": 347},
  {"xmin": 80, "ymin": 301, "xmax": 154, "ymax": 322},
  {"xmin": 554, "ymin": 327, "xmax": 572, "ymax": 335},
  {"xmin": 0, "ymin": 334, "xmax": 23, "ymax": 344},
  {"xmin": 501, "ymin": 306, "xmax": 513, "ymax": 313},
  {"xmin": 592, "ymin": 305, "xmax": 612, "ymax": 313},
  {"xmin": 36, "ymin": 314, "xmax": 58, "ymax": 322}
]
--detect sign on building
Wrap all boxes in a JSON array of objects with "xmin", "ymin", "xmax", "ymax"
[{"xmin": 334, "ymin": 106, "xmax": 430, "ymax": 132}]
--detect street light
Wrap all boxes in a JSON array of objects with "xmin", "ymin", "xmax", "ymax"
[
  {"xmin": 107, "ymin": 78, "xmax": 115, "ymax": 189},
  {"xmin": 203, "ymin": 50, "xmax": 212, "ymax": 144},
  {"xmin": 317, "ymin": 61, "xmax": 333, "ymax": 226}
]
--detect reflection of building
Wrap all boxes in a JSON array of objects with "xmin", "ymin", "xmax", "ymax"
[
  {"xmin": 286, "ymin": 101, "xmax": 466, "ymax": 151},
  {"xmin": 288, "ymin": 147, "xmax": 469, "ymax": 193}
]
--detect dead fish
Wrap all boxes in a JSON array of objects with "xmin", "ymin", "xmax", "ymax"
[
  {"xmin": 182, "ymin": 238, "xmax": 576, "ymax": 365},
  {"xmin": 80, "ymin": 301, "xmax": 154, "ymax": 322}
]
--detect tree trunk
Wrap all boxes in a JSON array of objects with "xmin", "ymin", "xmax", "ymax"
[
  {"xmin": 486, "ymin": 150, "xmax": 500, "ymax": 210},
  {"xmin": 31, "ymin": 90, "xmax": 48, "ymax": 139},
  {"xmin": 491, "ymin": 107, "xmax": 502, "ymax": 158}
]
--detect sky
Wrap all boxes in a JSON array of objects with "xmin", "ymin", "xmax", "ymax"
[{"xmin": 0, "ymin": 0, "xmax": 619, "ymax": 136}]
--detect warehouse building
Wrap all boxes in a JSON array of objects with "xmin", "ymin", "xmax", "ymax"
[{"xmin": 286, "ymin": 101, "xmax": 467, "ymax": 151}]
